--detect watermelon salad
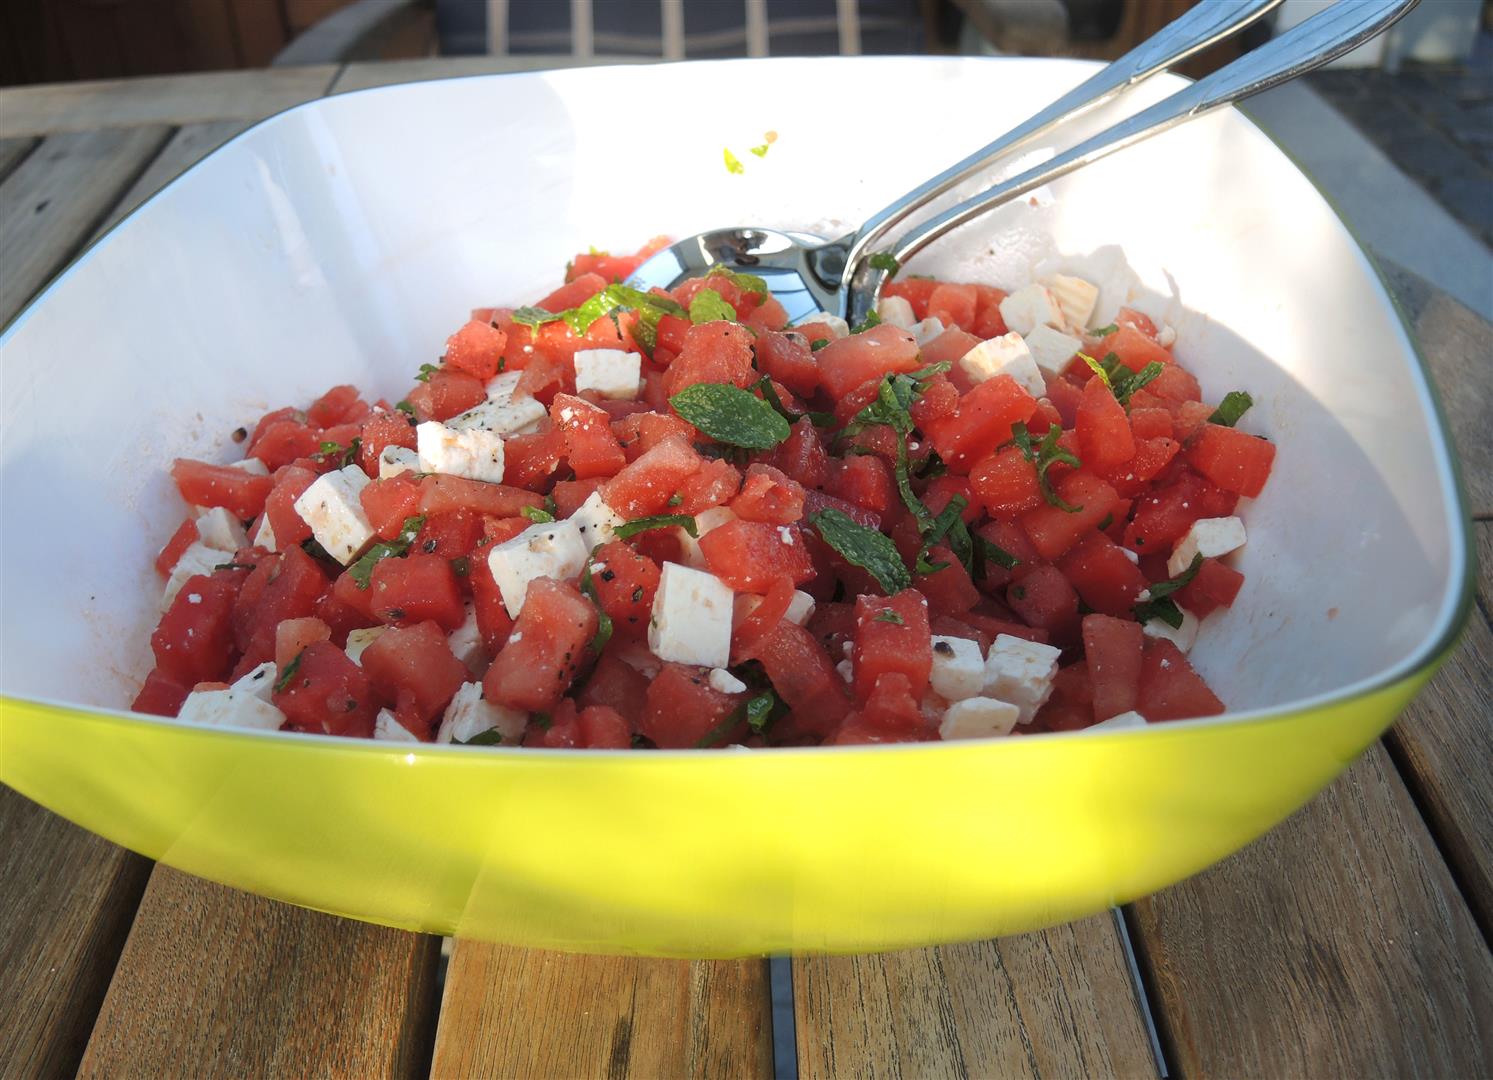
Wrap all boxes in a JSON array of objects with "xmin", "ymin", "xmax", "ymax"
[{"xmin": 135, "ymin": 236, "xmax": 1275, "ymax": 749}]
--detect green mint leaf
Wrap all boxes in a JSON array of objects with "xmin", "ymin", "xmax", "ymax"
[
  {"xmin": 744, "ymin": 692, "xmax": 777, "ymax": 733},
  {"xmin": 563, "ymin": 290, "xmax": 619, "ymax": 336},
  {"xmin": 666, "ymin": 492, "xmax": 683, "ymax": 507},
  {"xmin": 1134, "ymin": 596, "xmax": 1185, "ymax": 629},
  {"xmin": 1143, "ymin": 554, "xmax": 1203, "ymax": 602},
  {"xmin": 874, "ymin": 609, "xmax": 904, "ymax": 624},
  {"xmin": 511, "ymin": 306, "xmax": 562, "ymax": 329},
  {"xmin": 695, "ymin": 691, "xmax": 777, "ymax": 747},
  {"xmin": 1097, "ymin": 513, "xmax": 1115, "ymax": 532},
  {"xmin": 706, "ymin": 265, "xmax": 769, "ymax": 298},
  {"xmin": 394, "ymin": 400, "xmax": 416, "ymax": 419},
  {"xmin": 1123, "ymin": 361, "xmax": 1165, "ymax": 402},
  {"xmin": 1091, "ymin": 323, "xmax": 1119, "ymax": 337},
  {"xmin": 1013, "ymin": 422, "xmax": 1083, "ymax": 513},
  {"xmin": 213, "ymin": 561, "xmax": 255, "ymax": 572},
  {"xmin": 318, "ymin": 440, "xmax": 343, "ymax": 456},
  {"xmin": 808, "ymin": 508, "xmax": 911, "ymax": 595},
  {"xmin": 851, "ymin": 310, "xmax": 882, "ymax": 334},
  {"xmin": 460, "ymin": 728, "xmax": 506, "ymax": 746},
  {"xmin": 274, "ymin": 649, "xmax": 305, "ymax": 693},
  {"xmin": 868, "ymin": 252, "xmax": 900, "ymax": 277},
  {"xmin": 893, "ymin": 437, "xmax": 934, "ymax": 528},
  {"xmin": 669, "ymin": 382, "xmax": 790, "ymax": 450},
  {"xmin": 1079, "ymin": 351, "xmax": 1112, "ymax": 390},
  {"xmin": 724, "ymin": 148, "xmax": 744, "ymax": 175},
  {"xmin": 1209, "ymin": 391, "xmax": 1254, "ymax": 427},
  {"xmin": 414, "ymin": 363, "xmax": 439, "ymax": 383},
  {"xmin": 915, "ymin": 550, "xmax": 949, "ymax": 575},
  {"xmin": 533, "ymin": 712, "xmax": 553, "ymax": 731},
  {"xmin": 522, "ymin": 505, "xmax": 555, "ymax": 523},
  {"xmin": 976, "ymin": 535, "xmax": 1020, "ymax": 570},
  {"xmin": 614, "ymin": 513, "xmax": 699, "ymax": 540},
  {"xmin": 810, "ymin": 338, "xmax": 830, "ymax": 352},
  {"xmin": 688, "ymin": 287, "xmax": 736, "ymax": 325},
  {"xmin": 579, "ymin": 561, "xmax": 615, "ymax": 653},
  {"xmin": 346, "ymin": 515, "xmax": 426, "ymax": 589}
]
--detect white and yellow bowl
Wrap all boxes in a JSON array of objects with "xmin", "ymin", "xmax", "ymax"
[{"xmin": 0, "ymin": 58, "xmax": 1472, "ymax": 957}]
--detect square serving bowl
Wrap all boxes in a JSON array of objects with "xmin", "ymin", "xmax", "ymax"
[{"xmin": 0, "ymin": 58, "xmax": 1471, "ymax": 956}]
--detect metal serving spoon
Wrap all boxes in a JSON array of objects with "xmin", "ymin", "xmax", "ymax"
[{"xmin": 628, "ymin": 0, "xmax": 1418, "ymax": 327}]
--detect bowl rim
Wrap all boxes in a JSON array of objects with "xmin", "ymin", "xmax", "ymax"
[{"xmin": 0, "ymin": 56, "xmax": 1475, "ymax": 759}]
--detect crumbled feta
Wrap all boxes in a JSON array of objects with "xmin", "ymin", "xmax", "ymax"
[
  {"xmin": 574, "ymin": 347, "xmax": 643, "ymax": 400},
  {"xmin": 909, "ymin": 316, "xmax": 946, "ymax": 348},
  {"xmin": 293, "ymin": 465, "xmax": 376, "ymax": 565},
  {"xmin": 929, "ymin": 635, "xmax": 986, "ymax": 702},
  {"xmin": 194, "ymin": 506, "xmax": 248, "ymax": 553},
  {"xmin": 676, "ymin": 506, "xmax": 736, "ymax": 570},
  {"xmin": 177, "ymin": 686, "xmax": 286, "ymax": 731},
  {"xmin": 486, "ymin": 519, "xmax": 589, "ymax": 617},
  {"xmin": 446, "ymin": 395, "xmax": 546, "ymax": 436},
  {"xmin": 161, "ymin": 542, "xmax": 225, "ymax": 610},
  {"xmin": 1044, "ymin": 274, "xmax": 1099, "ymax": 332},
  {"xmin": 998, "ymin": 284, "xmax": 1063, "ymax": 336},
  {"xmin": 877, "ymin": 294, "xmax": 917, "ymax": 329},
  {"xmin": 229, "ymin": 458, "xmax": 270, "ymax": 476},
  {"xmin": 983, "ymin": 634, "xmax": 1062, "ymax": 724},
  {"xmin": 374, "ymin": 708, "xmax": 420, "ymax": 743},
  {"xmin": 708, "ymin": 668, "xmax": 748, "ymax": 695},
  {"xmin": 1120, "ymin": 547, "xmax": 1140, "ymax": 564},
  {"xmin": 959, "ymin": 333, "xmax": 1046, "ymax": 398},
  {"xmin": 438, "ymin": 682, "xmax": 528, "ymax": 744},
  {"xmin": 232, "ymin": 661, "xmax": 277, "ymax": 703},
  {"xmin": 251, "ymin": 513, "xmax": 277, "ymax": 552},
  {"xmin": 1023, "ymin": 325, "xmax": 1084, "ymax": 373},
  {"xmin": 648, "ymin": 562, "xmax": 734, "ymax": 668},
  {"xmin": 378, "ymin": 445, "xmax": 419, "ymax": 479},
  {"xmin": 416, "ymin": 420, "xmax": 505, "ymax": 484},
  {"xmin": 795, "ymin": 312, "xmax": 849, "ymax": 339},
  {"xmin": 1168, "ymin": 516, "xmax": 1247, "ymax": 578},
  {"xmin": 570, "ymin": 490, "xmax": 627, "ymax": 551},
  {"xmin": 344, "ymin": 625, "xmax": 386, "ymax": 665},
  {"xmin": 1087, "ymin": 709, "xmax": 1148, "ymax": 732},
  {"xmin": 448, "ymin": 602, "xmax": 486, "ymax": 675},
  {"xmin": 1157, "ymin": 324, "xmax": 1177, "ymax": 348},
  {"xmin": 939, "ymin": 696, "xmax": 1021, "ymax": 740},
  {"xmin": 836, "ymin": 659, "xmax": 855, "ymax": 684},
  {"xmin": 1142, "ymin": 609, "xmax": 1200, "ymax": 653}
]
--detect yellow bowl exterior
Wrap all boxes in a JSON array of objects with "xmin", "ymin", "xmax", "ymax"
[{"xmin": 0, "ymin": 670, "xmax": 1432, "ymax": 957}]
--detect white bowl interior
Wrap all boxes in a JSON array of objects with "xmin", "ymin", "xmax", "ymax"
[{"xmin": 0, "ymin": 58, "xmax": 1464, "ymax": 718}]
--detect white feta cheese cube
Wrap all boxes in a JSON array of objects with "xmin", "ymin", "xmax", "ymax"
[
  {"xmin": 416, "ymin": 420, "xmax": 506, "ymax": 485},
  {"xmin": 959, "ymin": 333, "xmax": 1046, "ymax": 398},
  {"xmin": 485, "ymin": 370, "xmax": 523, "ymax": 401},
  {"xmin": 794, "ymin": 312, "xmax": 849, "ymax": 339},
  {"xmin": 177, "ymin": 687, "xmax": 286, "ymax": 731},
  {"xmin": 1156, "ymin": 324, "xmax": 1177, "ymax": 348},
  {"xmin": 570, "ymin": 490, "xmax": 626, "ymax": 551},
  {"xmin": 251, "ymin": 513, "xmax": 277, "ymax": 552},
  {"xmin": 448, "ymin": 602, "xmax": 486, "ymax": 675},
  {"xmin": 378, "ymin": 445, "xmax": 419, "ymax": 479},
  {"xmin": 230, "ymin": 458, "xmax": 270, "ymax": 476},
  {"xmin": 939, "ymin": 696, "xmax": 1020, "ymax": 740},
  {"xmin": 877, "ymin": 294, "xmax": 917, "ymax": 328},
  {"xmin": 734, "ymin": 589, "xmax": 816, "ymax": 627},
  {"xmin": 983, "ymin": 634, "xmax": 1062, "ymax": 724},
  {"xmin": 374, "ymin": 708, "xmax": 420, "ymax": 743},
  {"xmin": 232, "ymin": 661, "xmax": 278, "ymax": 703},
  {"xmin": 909, "ymin": 316, "xmax": 946, "ymax": 348},
  {"xmin": 446, "ymin": 395, "xmax": 546, "ymax": 436},
  {"xmin": 676, "ymin": 507, "xmax": 736, "ymax": 570},
  {"xmin": 708, "ymin": 668, "xmax": 747, "ymax": 695},
  {"xmin": 161, "ymin": 542, "xmax": 225, "ymax": 611},
  {"xmin": 1023, "ymin": 325, "xmax": 1084, "ymax": 373},
  {"xmin": 836, "ymin": 659, "xmax": 855, "ymax": 684},
  {"xmin": 194, "ymin": 506, "xmax": 248, "ymax": 553},
  {"xmin": 574, "ymin": 347, "xmax": 643, "ymax": 400},
  {"xmin": 1120, "ymin": 547, "xmax": 1140, "ymax": 564},
  {"xmin": 929, "ymin": 635, "xmax": 986, "ymax": 702},
  {"xmin": 998, "ymin": 284, "xmax": 1063, "ymax": 336},
  {"xmin": 487, "ymin": 519, "xmax": 589, "ymax": 617},
  {"xmin": 293, "ymin": 465, "xmax": 376, "ymax": 565},
  {"xmin": 1044, "ymin": 274, "xmax": 1099, "ymax": 332},
  {"xmin": 1167, "ymin": 516, "xmax": 1247, "ymax": 578},
  {"xmin": 648, "ymin": 562, "xmax": 734, "ymax": 669},
  {"xmin": 437, "ymin": 681, "xmax": 528, "ymax": 744},
  {"xmin": 1087, "ymin": 709, "xmax": 1148, "ymax": 732},
  {"xmin": 344, "ymin": 625, "xmax": 386, "ymax": 665},
  {"xmin": 1142, "ymin": 608, "xmax": 1200, "ymax": 653}
]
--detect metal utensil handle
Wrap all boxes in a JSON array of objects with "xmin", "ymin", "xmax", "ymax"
[
  {"xmin": 842, "ymin": 0, "xmax": 1284, "ymax": 279},
  {"xmin": 868, "ymin": 0, "xmax": 1418, "ymax": 299}
]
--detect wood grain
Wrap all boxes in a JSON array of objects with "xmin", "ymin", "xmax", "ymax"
[
  {"xmin": 0, "ymin": 66, "xmax": 338, "ymax": 138},
  {"xmin": 330, "ymin": 54, "xmax": 650, "ymax": 93},
  {"xmin": 0, "ymin": 791, "xmax": 152, "ymax": 1080},
  {"xmin": 430, "ymin": 944, "xmax": 773, "ymax": 1078},
  {"xmin": 78, "ymin": 867, "xmax": 441, "ymax": 1079},
  {"xmin": 90, "ymin": 119, "xmax": 254, "ymax": 239},
  {"xmin": 0, "ymin": 135, "xmax": 36, "ymax": 184},
  {"xmin": 794, "ymin": 913, "xmax": 1158, "ymax": 1078},
  {"xmin": 1131, "ymin": 745, "xmax": 1493, "ymax": 1077},
  {"xmin": 0, "ymin": 125, "xmax": 172, "ymax": 325}
]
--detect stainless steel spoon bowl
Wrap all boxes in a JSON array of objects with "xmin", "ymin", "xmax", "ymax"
[{"xmin": 627, "ymin": 0, "xmax": 1417, "ymax": 327}]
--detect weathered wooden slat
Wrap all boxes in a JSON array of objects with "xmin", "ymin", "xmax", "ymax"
[
  {"xmin": 330, "ymin": 54, "xmax": 650, "ymax": 94},
  {"xmin": 794, "ymin": 913, "xmax": 1158, "ymax": 1078},
  {"xmin": 0, "ymin": 136, "xmax": 36, "ymax": 184},
  {"xmin": 0, "ymin": 67, "xmax": 339, "ymax": 139},
  {"xmin": 90, "ymin": 120, "xmax": 253, "ymax": 240},
  {"xmin": 1131, "ymin": 745, "xmax": 1493, "ymax": 1077},
  {"xmin": 0, "ymin": 126, "xmax": 172, "ymax": 326},
  {"xmin": 430, "ymin": 944, "xmax": 773, "ymax": 1078},
  {"xmin": 78, "ymin": 867, "xmax": 441, "ymax": 1079},
  {"xmin": 0, "ymin": 791, "xmax": 152, "ymax": 1080}
]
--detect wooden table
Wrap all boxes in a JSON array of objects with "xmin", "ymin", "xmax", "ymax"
[{"xmin": 2, "ymin": 59, "xmax": 1490, "ymax": 1079}]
